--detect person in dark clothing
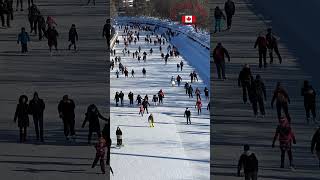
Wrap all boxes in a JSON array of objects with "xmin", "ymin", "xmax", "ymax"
[
  {"xmin": 238, "ymin": 64, "xmax": 253, "ymax": 104},
  {"xmin": 68, "ymin": 24, "xmax": 78, "ymax": 51},
  {"xmin": 142, "ymin": 99, "xmax": 150, "ymax": 114},
  {"xmin": 224, "ymin": 0, "xmax": 235, "ymax": 30},
  {"xmin": 0, "ymin": 1, "xmax": 5, "ymax": 27},
  {"xmin": 28, "ymin": 92, "xmax": 45, "ymax": 142},
  {"xmin": 188, "ymin": 85, "xmax": 193, "ymax": 98},
  {"xmin": 185, "ymin": 82, "xmax": 189, "ymax": 95},
  {"xmin": 250, "ymin": 75, "xmax": 266, "ymax": 118},
  {"xmin": 17, "ymin": 27, "xmax": 30, "ymax": 53},
  {"xmin": 213, "ymin": 42, "xmax": 230, "ymax": 80},
  {"xmin": 204, "ymin": 87, "xmax": 209, "ymax": 100},
  {"xmin": 14, "ymin": 95, "xmax": 29, "ymax": 142},
  {"xmin": 114, "ymin": 92, "xmax": 119, "ymax": 106},
  {"xmin": 82, "ymin": 104, "xmax": 108, "ymax": 144},
  {"xmin": 180, "ymin": 60, "xmax": 184, "ymax": 71},
  {"xmin": 254, "ymin": 33, "xmax": 268, "ymax": 68},
  {"xmin": 136, "ymin": 94, "xmax": 142, "ymax": 105},
  {"xmin": 37, "ymin": 13, "xmax": 46, "ymax": 40},
  {"xmin": 28, "ymin": 3, "xmax": 39, "ymax": 34},
  {"xmin": 189, "ymin": 72, "xmax": 194, "ymax": 83},
  {"xmin": 3, "ymin": 0, "xmax": 13, "ymax": 27},
  {"xmin": 266, "ymin": 28, "xmax": 282, "ymax": 64},
  {"xmin": 46, "ymin": 26, "xmax": 59, "ymax": 53},
  {"xmin": 142, "ymin": 68, "xmax": 146, "ymax": 77},
  {"xmin": 237, "ymin": 144, "xmax": 258, "ymax": 180},
  {"xmin": 128, "ymin": 91, "xmax": 134, "ymax": 105},
  {"xmin": 116, "ymin": 127, "xmax": 122, "ymax": 146},
  {"xmin": 119, "ymin": 91, "xmax": 124, "ymax": 106},
  {"xmin": 311, "ymin": 127, "xmax": 320, "ymax": 168},
  {"xmin": 184, "ymin": 108, "xmax": 191, "ymax": 124},
  {"xmin": 271, "ymin": 82, "xmax": 291, "ymax": 122},
  {"xmin": 158, "ymin": 90, "xmax": 164, "ymax": 104},
  {"xmin": 214, "ymin": 6, "xmax": 225, "ymax": 33},
  {"xmin": 272, "ymin": 117, "xmax": 296, "ymax": 169},
  {"xmin": 58, "ymin": 95, "xmax": 76, "ymax": 140},
  {"xmin": 301, "ymin": 80, "xmax": 316, "ymax": 123},
  {"xmin": 102, "ymin": 19, "xmax": 110, "ymax": 49}
]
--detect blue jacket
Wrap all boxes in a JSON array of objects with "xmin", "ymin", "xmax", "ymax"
[{"xmin": 17, "ymin": 32, "xmax": 30, "ymax": 44}]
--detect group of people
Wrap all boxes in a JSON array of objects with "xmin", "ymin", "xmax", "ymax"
[{"xmin": 213, "ymin": 1, "xmax": 320, "ymax": 179}]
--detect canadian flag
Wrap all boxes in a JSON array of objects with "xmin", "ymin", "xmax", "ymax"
[{"xmin": 182, "ymin": 15, "xmax": 196, "ymax": 24}]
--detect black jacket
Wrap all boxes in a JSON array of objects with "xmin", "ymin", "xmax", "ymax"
[
  {"xmin": 238, "ymin": 67, "xmax": 252, "ymax": 86},
  {"xmin": 69, "ymin": 28, "xmax": 78, "ymax": 42},
  {"xmin": 29, "ymin": 98, "xmax": 45, "ymax": 117},
  {"xmin": 238, "ymin": 151, "xmax": 258, "ymax": 174},
  {"xmin": 224, "ymin": 1, "xmax": 235, "ymax": 15},
  {"xmin": 301, "ymin": 86, "xmax": 316, "ymax": 103},
  {"xmin": 58, "ymin": 99, "xmax": 75, "ymax": 119},
  {"xmin": 311, "ymin": 128, "xmax": 320, "ymax": 152}
]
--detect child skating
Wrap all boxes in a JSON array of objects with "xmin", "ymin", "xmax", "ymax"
[
  {"xmin": 148, "ymin": 113, "xmax": 154, "ymax": 127},
  {"xmin": 91, "ymin": 136, "xmax": 107, "ymax": 174}
]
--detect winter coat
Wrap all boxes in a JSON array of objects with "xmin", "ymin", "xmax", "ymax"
[
  {"xmin": 28, "ymin": 98, "xmax": 45, "ymax": 117},
  {"xmin": 14, "ymin": 95, "xmax": 29, "ymax": 128},
  {"xmin": 301, "ymin": 86, "xmax": 316, "ymax": 104},
  {"xmin": 214, "ymin": 8, "xmax": 225, "ymax": 19},
  {"xmin": 272, "ymin": 88, "xmax": 290, "ymax": 104},
  {"xmin": 266, "ymin": 33, "xmax": 278, "ymax": 49},
  {"xmin": 82, "ymin": 104, "xmax": 107, "ymax": 131},
  {"xmin": 224, "ymin": 1, "xmax": 235, "ymax": 15},
  {"xmin": 95, "ymin": 137, "xmax": 107, "ymax": 156},
  {"xmin": 116, "ymin": 128, "xmax": 122, "ymax": 140},
  {"xmin": 311, "ymin": 128, "xmax": 320, "ymax": 152},
  {"xmin": 46, "ymin": 28, "xmax": 59, "ymax": 44},
  {"xmin": 58, "ymin": 99, "xmax": 75, "ymax": 119},
  {"xmin": 238, "ymin": 68, "xmax": 252, "ymax": 86},
  {"xmin": 254, "ymin": 36, "xmax": 267, "ymax": 50},
  {"xmin": 148, "ymin": 115, "xmax": 154, "ymax": 123},
  {"xmin": 273, "ymin": 118, "xmax": 296, "ymax": 147},
  {"xmin": 251, "ymin": 79, "xmax": 266, "ymax": 100},
  {"xmin": 238, "ymin": 151, "xmax": 258, "ymax": 174},
  {"xmin": 213, "ymin": 46, "xmax": 230, "ymax": 63},
  {"xmin": 184, "ymin": 110, "xmax": 191, "ymax": 117},
  {"xmin": 68, "ymin": 28, "xmax": 78, "ymax": 42},
  {"xmin": 17, "ymin": 32, "xmax": 30, "ymax": 45}
]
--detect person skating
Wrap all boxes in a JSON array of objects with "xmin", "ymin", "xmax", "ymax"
[
  {"xmin": 116, "ymin": 70, "xmax": 119, "ymax": 78},
  {"xmin": 238, "ymin": 64, "xmax": 253, "ymax": 104},
  {"xmin": 152, "ymin": 95, "xmax": 158, "ymax": 106},
  {"xmin": 266, "ymin": 28, "xmax": 282, "ymax": 64},
  {"xmin": 188, "ymin": 85, "xmax": 193, "ymax": 98},
  {"xmin": 128, "ymin": 91, "xmax": 134, "ymax": 106},
  {"xmin": 189, "ymin": 72, "xmax": 194, "ymax": 83},
  {"xmin": 3, "ymin": 0, "xmax": 13, "ymax": 27},
  {"xmin": 224, "ymin": 0, "xmax": 235, "ymax": 30},
  {"xmin": 237, "ymin": 144, "xmax": 258, "ymax": 180},
  {"xmin": 119, "ymin": 91, "xmax": 124, "ymax": 106},
  {"xmin": 193, "ymin": 71, "xmax": 199, "ymax": 82},
  {"xmin": 142, "ymin": 68, "xmax": 146, "ymax": 77},
  {"xmin": 0, "ymin": 1, "xmax": 5, "ymax": 27},
  {"xmin": 204, "ymin": 87, "xmax": 209, "ymax": 100},
  {"xmin": 17, "ymin": 27, "xmax": 30, "ymax": 53},
  {"xmin": 176, "ymin": 75, "xmax": 182, "ymax": 86},
  {"xmin": 171, "ymin": 76, "xmax": 176, "ymax": 86},
  {"xmin": 185, "ymin": 82, "xmax": 189, "ymax": 95},
  {"xmin": 28, "ymin": 92, "xmax": 45, "ymax": 142},
  {"xmin": 195, "ymin": 99, "xmax": 202, "ymax": 115},
  {"xmin": 311, "ymin": 127, "xmax": 320, "ymax": 168},
  {"xmin": 81, "ymin": 104, "xmax": 108, "ymax": 144},
  {"xmin": 14, "ymin": 95, "xmax": 29, "ymax": 142},
  {"xmin": 250, "ymin": 75, "xmax": 266, "ymax": 118},
  {"xmin": 271, "ymin": 82, "xmax": 291, "ymax": 123},
  {"xmin": 68, "ymin": 24, "xmax": 78, "ymax": 51},
  {"xmin": 58, "ymin": 95, "xmax": 76, "ymax": 141},
  {"xmin": 207, "ymin": 102, "xmax": 210, "ymax": 111},
  {"xmin": 46, "ymin": 26, "xmax": 59, "ymax": 54},
  {"xmin": 139, "ymin": 104, "xmax": 144, "ymax": 117},
  {"xmin": 114, "ymin": 92, "xmax": 119, "ymax": 107},
  {"xmin": 102, "ymin": 19, "xmax": 110, "ymax": 49},
  {"xmin": 214, "ymin": 6, "xmax": 225, "ymax": 33},
  {"xmin": 254, "ymin": 33, "xmax": 268, "ymax": 68},
  {"xmin": 124, "ymin": 68, "xmax": 128, "ymax": 78},
  {"xmin": 116, "ymin": 127, "xmax": 122, "ymax": 146},
  {"xmin": 91, "ymin": 136, "xmax": 107, "ymax": 174},
  {"xmin": 37, "ymin": 13, "xmax": 46, "ymax": 40},
  {"xmin": 195, "ymin": 87, "xmax": 201, "ymax": 100},
  {"xmin": 272, "ymin": 117, "xmax": 296, "ymax": 169},
  {"xmin": 301, "ymin": 80, "xmax": 316, "ymax": 123},
  {"xmin": 148, "ymin": 113, "xmax": 154, "ymax": 127},
  {"xmin": 184, "ymin": 107, "xmax": 191, "ymax": 124},
  {"xmin": 158, "ymin": 89, "xmax": 164, "ymax": 104},
  {"xmin": 136, "ymin": 94, "xmax": 142, "ymax": 105},
  {"xmin": 213, "ymin": 42, "xmax": 230, "ymax": 80},
  {"xmin": 180, "ymin": 60, "xmax": 184, "ymax": 71},
  {"xmin": 28, "ymin": 3, "xmax": 39, "ymax": 34},
  {"xmin": 142, "ymin": 99, "xmax": 150, "ymax": 114}
]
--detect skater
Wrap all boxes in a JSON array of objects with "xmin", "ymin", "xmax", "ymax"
[
  {"xmin": 128, "ymin": 91, "xmax": 134, "ymax": 105},
  {"xmin": 114, "ymin": 92, "xmax": 120, "ymax": 107},
  {"xmin": 148, "ymin": 113, "xmax": 154, "ymax": 127},
  {"xmin": 271, "ymin": 82, "xmax": 291, "ymax": 123},
  {"xmin": 184, "ymin": 108, "xmax": 191, "ymax": 124},
  {"xmin": 58, "ymin": 95, "xmax": 76, "ymax": 140},
  {"xmin": 237, "ymin": 144, "xmax": 258, "ymax": 180},
  {"xmin": 301, "ymin": 80, "xmax": 316, "ymax": 123},
  {"xmin": 139, "ymin": 104, "xmax": 144, "ymax": 116},
  {"xmin": 142, "ymin": 68, "xmax": 146, "ymax": 77},
  {"xmin": 102, "ymin": 19, "xmax": 110, "ymax": 49},
  {"xmin": 272, "ymin": 117, "xmax": 296, "ymax": 169},
  {"xmin": 142, "ymin": 99, "xmax": 150, "ymax": 114},
  {"xmin": 189, "ymin": 72, "xmax": 194, "ymax": 83},
  {"xmin": 311, "ymin": 127, "xmax": 320, "ymax": 168},
  {"xmin": 4, "ymin": 0, "xmax": 13, "ymax": 27},
  {"xmin": 17, "ymin": 27, "xmax": 30, "ymax": 53},
  {"xmin": 91, "ymin": 136, "xmax": 107, "ymax": 174},
  {"xmin": 176, "ymin": 75, "xmax": 182, "ymax": 86},
  {"xmin": 195, "ymin": 99, "xmax": 202, "ymax": 115},
  {"xmin": 37, "ymin": 13, "xmax": 46, "ymax": 40},
  {"xmin": 195, "ymin": 87, "xmax": 201, "ymax": 100},
  {"xmin": 213, "ymin": 42, "xmax": 230, "ymax": 80},
  {"xmin": 14, "ymin": 95, "xmax": 29, "ymax": 142},
  {"xmin": 152, "ymin": 95, "xmax": 158, "ymax": 106},
  {"xmin": 81, "ymin": 104, "xmax": 108, "ymax": 144},
  {"xmin": 124, "ymin": 68, "xmax": 128, "ymax": 78},
  {"xmin": 204, "ymin": 87, "xmax": 209, "ymax": 100},
  {"xmin": 46, "ymin": 26, "xmax": 59, "ymax": 54},
  {"xmin": 224, "ymin": 0, "xmax": 235, "ymax": 30},
  {"xmin": 254, "ymin": 33, "xmax": 268, "ymax": 68},
  {"xmin": 158, "ymin": 89, "xmax": 164, "ymax": 104},
  {"xmin": 136, "ymin": 94, "xmax": 142, "ymax": 105},
  {"xmin": 177, "ymin": 63, "xmax": 180, "ymax": 72},
  {"xmin": 116, "ymin": 70, "xmax": 119, "ymax": 78},
  {"xmin": 171, "ymin": 76, "xmax": 176, "ymax": 86},
  {"xmin": 68, "ymin": 24, "xmax": 78, "ymax": 51},
  {"xmin": 214, "ymin": 6, "xmax": 225, "ymax": 33},
  {"xmin": 188, "ymin": 85, "xmax": 193, "ymax": 98},
  {"xmin": 28, "ymin": 92, "xmax": 45, "ymax": 142},
  {"xmin": 131, "ymin": 69, "xmax": 135, "ymax": 77},
  {"xmin": 238, "ymin": 64, "xmax": 253, "ymax": 104},
  {"xmin": 207, "ymin": 102, "xmax": 210, "ymax": 111},
  {"xmin": 250, "ymin": 75, "xmax": 266, "ymax": 118},
  {"xmin": 116, "ymin": 127, "xmax": 122, "ymax": 146},
  {"xmin": 28, "ymin": 3, "xmax": 39, "ymax": 34},
  {"xmin": 266, "ymin": 28, "xmax": 282, "ymax": 64},
  {"xmin": 180, "ymin": 60, "xmax": 184, "ymax": 71},
  {"xmin": 185, "ymin": 82, "xmax": 189, "ymax": 95},
  {"xmin": 119, "ymin": 91, "xmax": 124, "ymax": 106}
]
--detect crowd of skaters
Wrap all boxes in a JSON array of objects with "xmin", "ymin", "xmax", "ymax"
[
  {"xmin": 111, "ymin": 22, "xmax": 210, "ymax": 143},
  {"xmin": 214, "ymin": 0, "xmax": 320, "ymax": 179}
]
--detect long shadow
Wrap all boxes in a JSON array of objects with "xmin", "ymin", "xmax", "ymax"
[
  {"xmin": 13, "ymin": 168, "xmax": 100, "ymax": 175},
  {"xmin": 0, "ymin": 160, "xmax": 90, "ymax": 166},
  {"xmin": 111, "ymin": 152, "xmax": 209, "ymax": 163},
  {"xmin": 0, "ymin": 154, "xmax": 92, "ymax": 160}
]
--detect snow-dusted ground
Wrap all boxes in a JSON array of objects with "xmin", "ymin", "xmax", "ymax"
[{"xmin": 110, "ymin": 22, "xmax": 210, "ymax": 180}]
